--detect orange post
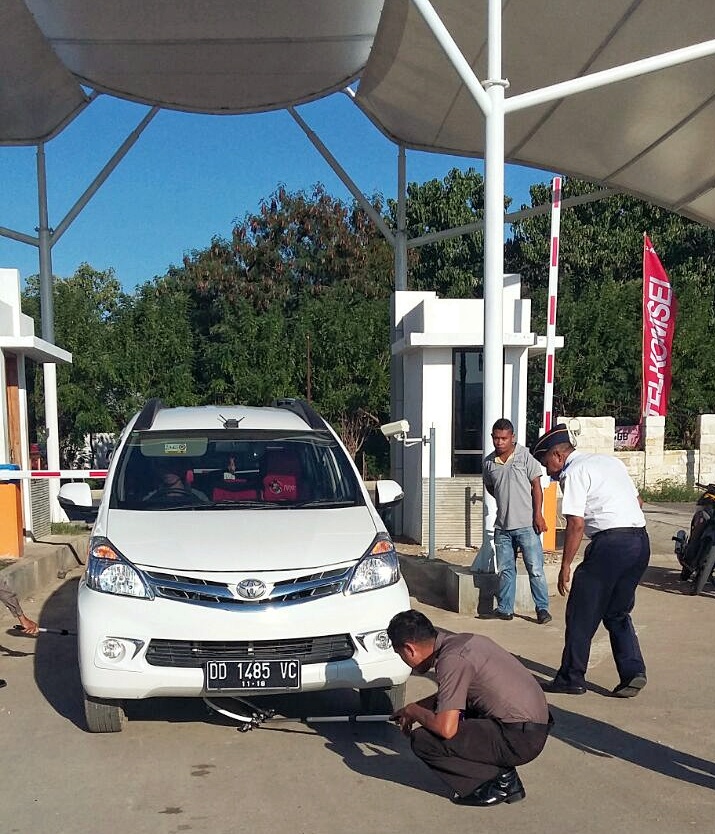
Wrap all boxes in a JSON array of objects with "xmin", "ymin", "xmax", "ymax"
[
  {"xmin": 0, "ymin": 466, "xmax": 24, "ymax": 557},
  {"xmin": 542, "ymin": 481, "xmax": 558, "ymax": 553}
]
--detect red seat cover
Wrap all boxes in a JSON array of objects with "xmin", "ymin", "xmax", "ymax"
[
  {"xmin": 262, "ymin": 450, "xmax": 301, "ymax": 502},
  {"xmin": 212, "ymin": 478, "xmax": 258, "ymax": 502}
]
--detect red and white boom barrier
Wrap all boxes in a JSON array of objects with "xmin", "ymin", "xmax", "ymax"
[
  {"xmin": 541, "ymin": 175, "xmax": 562, "ymax": 434},
  {"xmin": 0, "ymin": 469, "xmax": 108, "ymax": 481}
]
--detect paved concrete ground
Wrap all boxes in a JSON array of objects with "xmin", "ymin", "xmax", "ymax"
[{"xmin": 0, "ymin": 507, "xmax": 713, "ymax": 834}]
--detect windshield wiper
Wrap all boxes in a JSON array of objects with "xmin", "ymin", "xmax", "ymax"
[
  {"xmin": 289, "ymin": 499, "xmax": 357, "ymax": 508},
  {"xmin": 204, "ymin": 501, "xmax": 272, "ymax": 510}
]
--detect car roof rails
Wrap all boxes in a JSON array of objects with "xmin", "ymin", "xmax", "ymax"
[
  {"xmin": 134, "ymin": 398, "xmax": 164, "ymax": 431},
  {"xmin": 273, "ymin": 398, "xmax": 327, "ymax": 430}
]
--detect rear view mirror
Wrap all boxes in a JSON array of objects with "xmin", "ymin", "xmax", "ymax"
[
  {"xmin": 375, "ymin": 480, "xmax": 404, "ymax": 508},
  {"xmin": 58, "ymin": 482, "xmax": 98, "ymax": 523}
]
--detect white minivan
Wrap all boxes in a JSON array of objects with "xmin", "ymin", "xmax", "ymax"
[{"xmin": 68, "ymin": 398, "xmax": 410, "ymax": 732}]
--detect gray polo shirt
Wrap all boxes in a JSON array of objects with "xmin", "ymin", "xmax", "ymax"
[
  {"xmin": 433, "ymin": 629, "xmax": 549, "ymax": 724},
  {"xmin": 483, "ymin": 443, "xmax": 543, "ymax": 530}
]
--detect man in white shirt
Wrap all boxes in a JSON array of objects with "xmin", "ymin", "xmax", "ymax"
[{"xmin": 532, "ymin": 425, "xmax": 650, "ymax": 698}]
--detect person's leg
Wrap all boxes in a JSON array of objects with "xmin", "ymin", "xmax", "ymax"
[
  {"xmin": 513, "ymin": 527, "xmax": 550, "ymax": 614},
  {"xmin": 411, "ymin": 721, "xmax": 506, "ymax": 797},
  {"xmin": 411, "ymin": 717, "xmax": 540, "ymax": 799},
  {"xmin": 602, "ymin": 532, "xmax": 650, "ymax": 685},
  {"xmin": 555, "ymin": 542, "xmax": 616, "ymax": 687},
  {"xmin": 494, "ymin": 529, "xmax": 516, "ymax": 615}
]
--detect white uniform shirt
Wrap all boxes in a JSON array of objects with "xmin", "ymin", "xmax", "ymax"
[{"xmin": 559, "ymin": 450, "xmax": 645, "ymax": 538}]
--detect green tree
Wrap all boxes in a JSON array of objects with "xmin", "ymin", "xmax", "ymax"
[
  {"xmin": 290, "ymin": 284, "xmax": 391, "ymax": 456},
  {"xmin": 114, "ymin": 281, "xmax": 197, "ymax": 415},
  {"xmin": 157, "ymin": 185, "xmax": 395, "ymax": 452},
  {"xmin": 22, "ymin": 264, "xmax": 125, "ymax": 464},
  {"xmin": 395, "ymin": 167, "xmax": 488, "ymax": 297}
]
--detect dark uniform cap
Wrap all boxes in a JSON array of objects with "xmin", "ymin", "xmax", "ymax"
[{"xmin": 532, "ymin": 424, "xmax": 571, "ymax": 461}]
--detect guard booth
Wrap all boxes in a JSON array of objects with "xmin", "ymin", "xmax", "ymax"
[
  {"xmin": 391, "ymin": 278, "xmax": 563, "ymax": 548},
  {"xmin": 0, "ymin": 268, "xmax": 71, "ymax": 550}
]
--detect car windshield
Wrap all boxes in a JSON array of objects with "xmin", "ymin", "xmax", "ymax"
[{"xmin": 109, "ymin": 429, "xmax": 364, "ymax": 511}]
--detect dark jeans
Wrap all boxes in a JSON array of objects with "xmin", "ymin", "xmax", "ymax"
[
  {"xmin": 411, "ymin": 717, "xmax": 551, "ymax": 797},
  {"xmin": 556, "ymin": 527, "xmax": 650, "ymax": 687}
]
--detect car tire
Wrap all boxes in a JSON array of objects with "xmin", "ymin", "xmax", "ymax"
[
  {"xmin": 84, "ymin": 692, "xmax": 126, "ymax": 733},
  {"xmin": 359, "ymin": 683, "xmax": 406, "ymax": 715}
]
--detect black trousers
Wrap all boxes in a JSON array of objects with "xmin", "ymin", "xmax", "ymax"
[
  {"xmin": 411, "ymin": 717, "xmax": 551, "ymax": 797},
  {"xmin": 555, "ymin": 527, "xmax": 650, "ymax": 687}
]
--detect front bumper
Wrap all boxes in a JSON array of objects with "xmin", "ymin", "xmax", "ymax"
[{"xmin": 77, "ymin": 578, "xmax": 411, "ymax": 699}]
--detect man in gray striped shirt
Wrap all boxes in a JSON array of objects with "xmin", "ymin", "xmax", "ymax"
[{"xmin": 482, "ymin": 419, "xmax": 551, "ymax": 624}]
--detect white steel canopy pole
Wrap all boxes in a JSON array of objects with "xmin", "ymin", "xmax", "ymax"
[
  {"xmin": 542, "ymin": 176, "xmax": 562, "ymax": 433},
  {"xmin": 478, "ymin": 0, "xmax": 508, "ymax": 568},
  {"xmin": 414, "ymin": 0, "xmax": 507, "ymax": 568},
  {"xmin": 36, "ymin": 143, "xmax": 64, "ymax": 521}
]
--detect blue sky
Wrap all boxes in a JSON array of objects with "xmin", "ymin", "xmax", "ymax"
[{"xmin": 0, "ymin": 92, "xmax": 553, "ymax": 292}]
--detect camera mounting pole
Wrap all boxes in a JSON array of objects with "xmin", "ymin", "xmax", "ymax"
[{"xmin": 401, "ymin": 426, "xmax": 436, "ymax": 560}]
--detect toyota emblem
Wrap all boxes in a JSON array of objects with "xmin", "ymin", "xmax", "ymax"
[{"xmin": 236, "ymin": 578, "xmax": 267, "ymax": 600}]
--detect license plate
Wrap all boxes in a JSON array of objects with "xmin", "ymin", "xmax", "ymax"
[{"xmin": 204, "ymin": 659, "xmax": 301, "ymax": 691}]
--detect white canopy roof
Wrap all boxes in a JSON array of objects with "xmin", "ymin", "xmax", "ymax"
[
  {"xmin": 357, "ymin": 0, "xmax": 715, "ymax": 228},
  {"xmin": 3, "ymin": 0, "xmax": 715, "ymax": 226},
  {"xmin": 1, "ymin": 0, "xmax": 383, "ymax": 141}
]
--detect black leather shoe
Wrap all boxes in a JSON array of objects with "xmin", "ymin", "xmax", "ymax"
[
  {"xmin": 486, "ymin": 610, "xmax": 513, "ymax": 620},
  {"xmin": 453, "ymin": 769, "xmax": 526, "ymax": 807},
  {"xmin": 612, "ymin": 674, "xmax": 647, "ymax": 698},
  {"xmin": 0, "ymin": 679, "xmax": 6, "ymax": 689},
  {"xmin": 536, "ymin": 609, "xmax": 552, "ymax": 624},
  {"xmin": 540, "ymin": 679, "xmax": 586, "ymax": 695},
  {"xmin": 495, "ymin": 768, "xmax": 526, "ymax": 803}
]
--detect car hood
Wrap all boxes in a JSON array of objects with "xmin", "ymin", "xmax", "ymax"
[{"xmin": 105, "ymin": 506, "xmax": 380, "ymax": 572}]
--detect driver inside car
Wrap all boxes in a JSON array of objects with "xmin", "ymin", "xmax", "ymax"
[{"xmin": 143, "ymin": 457, "xmax": 210, "ymax": 504}]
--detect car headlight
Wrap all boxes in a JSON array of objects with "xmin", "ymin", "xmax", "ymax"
[
  {"xmin": 347, "ymin": 536, "xmax": 400, "ymax": 594},
  {"xmin": 86, "ymin": 537, "xmax": 153, "ymax": 599}
]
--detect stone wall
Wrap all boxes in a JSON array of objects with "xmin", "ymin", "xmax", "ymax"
[{"xmin": 564, "ymin": 414, "xmax": 714, "ymax": 489}]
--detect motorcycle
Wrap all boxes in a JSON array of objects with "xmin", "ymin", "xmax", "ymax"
[{"xmin": 673, "ymin": 482, "xmax": 715, "ymax": 595}]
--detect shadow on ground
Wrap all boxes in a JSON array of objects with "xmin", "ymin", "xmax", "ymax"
[
  {"xmin": 318, "ymin": 657, "xmax": 715, "ymax": 797},
  {"xmin": 29, "ymin": 580, "xmax": 715, "ymax": 794},
  {"xmin": 548, "ymin": 703, "xmax": 715, "ymax": 790},
  {"xmin": 32, "ymin": 578, "xmax": 84, "ymax": 727},
  {"xmin": 639, "ymin": 564, "xmax": 715, "ymax": 597},
  {"xmin": 31, "ymin": 579, "xmax": 401, "ymax": 733}
]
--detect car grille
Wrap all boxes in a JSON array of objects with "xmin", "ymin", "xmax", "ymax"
[
  {"xmin": 145, "ymin": 634, "xmax": 355, "ymax": 668},
  {"xmin": 144, "ymin": 567, "xmax": 351, "ymax": 606}
]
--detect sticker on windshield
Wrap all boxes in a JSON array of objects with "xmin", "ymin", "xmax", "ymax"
[{"xmin": 164, "ymin": 442, "xmax": 188, "ymax": 455}]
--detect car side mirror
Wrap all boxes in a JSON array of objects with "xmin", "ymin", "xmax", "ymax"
[
  {"xmin": 58, "ymin": 482, "xmax": 98, "ymax": 523},
  {"xmin": 375, "ymin": 480, "xmax": 404, "ymax": 508}
]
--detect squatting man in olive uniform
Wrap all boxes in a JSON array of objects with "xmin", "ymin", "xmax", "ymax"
[{"xmin": 388, "ymin": 609, "xmax": 552, "ymax": 807}]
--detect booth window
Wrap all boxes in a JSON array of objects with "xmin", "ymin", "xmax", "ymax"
[{"xmin": 452, "ymin": 348, "xmax": 483, "ymax": 475}]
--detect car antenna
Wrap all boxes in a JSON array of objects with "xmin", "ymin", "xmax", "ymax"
[{"xmin": 219, "ymin": 414, "xmax": 244, "ymax": 429}]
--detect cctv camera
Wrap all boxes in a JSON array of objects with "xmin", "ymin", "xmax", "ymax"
[{"xmin": 380, "ymin": 419, "xmax": 410, "ymax": 439}]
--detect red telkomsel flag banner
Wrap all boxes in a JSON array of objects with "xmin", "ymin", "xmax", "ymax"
[{"xmin": 642, "ymin": 234, "xmax": 678, "ymax": 418}]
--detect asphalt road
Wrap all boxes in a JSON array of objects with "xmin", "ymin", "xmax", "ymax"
[{"xmin": 0, "ymin": 505, "xmax": 713, "ymax": 834}]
